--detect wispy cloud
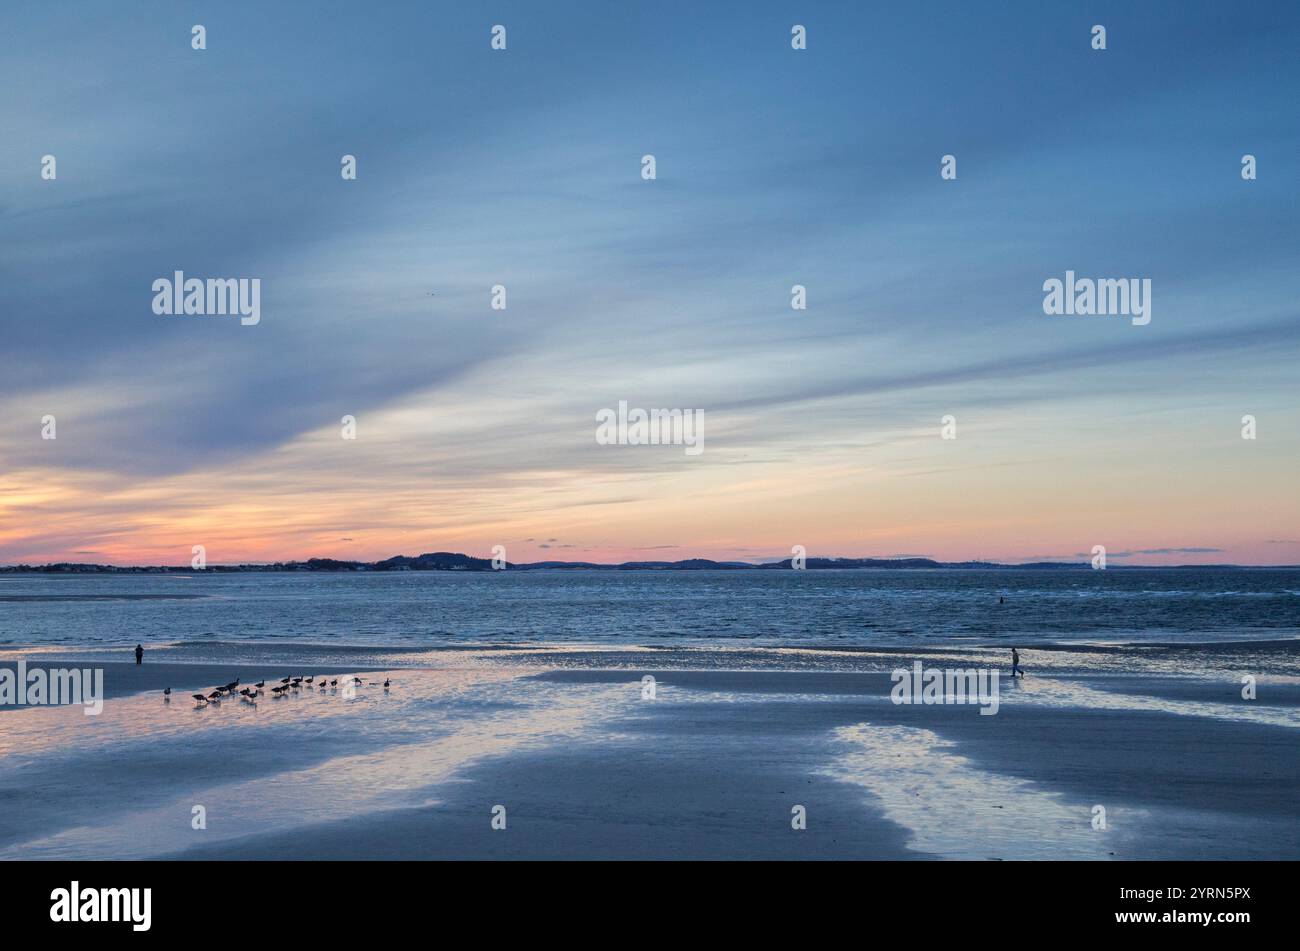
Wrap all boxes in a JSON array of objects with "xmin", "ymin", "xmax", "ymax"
[{"xmin": 2, "ymin": 1, "xmax": 1298, "ymax": 565}]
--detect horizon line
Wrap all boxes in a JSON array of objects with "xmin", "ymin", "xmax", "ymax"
[{"xmin": 4, "ymin": 552, "xmax": 1299, "ymax": 572}]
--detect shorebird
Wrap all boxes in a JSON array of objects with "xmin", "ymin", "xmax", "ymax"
[
  {"xmin": 279, "ymin": 676, "xmax": 291, "ymax": 684},
  {"xmin": 353, "ymin": 677, "xmax": 363, "ymax": 685},
  {"xmin": 305, "ymin": 676, "xmax": 314, "ymax": 684},
  {"xmin": 224, "ymin": 679, "xmax": 239, "ymax": 692},
  {"xmin": 383, "ymin": 678, "xmax": 391, "ymax": 688},
  {"xmin": 254, "ymin": 681, "xmax": 265, "ymax": 689},
  {"xmin": 163, "ymin": 687, "xmax": 171, "ymax": 697},
  {"xmin": 207, "ymin": 691, "xmax": 223, "ymax": 701},
  {"xmin": 329, "ymin": 679, "xmax": 338, "ymax": 687},
  {"xmin": 192, "ymin": 694, "xmax": 208, "ymax": 704}
]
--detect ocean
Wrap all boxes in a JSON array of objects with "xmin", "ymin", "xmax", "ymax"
[{"xmin": 2, "ymin": 567, "xmax": 1298, "ymax": 653}]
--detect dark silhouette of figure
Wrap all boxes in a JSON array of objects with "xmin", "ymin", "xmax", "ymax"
[
  {"xmin": 134, "ymin": 643, "xmax": 144, "ymax": 666},
  {"xmin": 999, "ymin": 595, "xmax": 1005, "ymax": 605},
  {"xmin": 1011, "ymin": 647, "xmax": 1023, "ymax": 678}
]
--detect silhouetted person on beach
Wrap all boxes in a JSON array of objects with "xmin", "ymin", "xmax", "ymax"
[
  {"xmin": 134, "ymin": 643, "xmax": 144, "ymax": 666},
  {"xmin": 1011, "ymin": 647, "xmax": 1023, "ymax": 678}
]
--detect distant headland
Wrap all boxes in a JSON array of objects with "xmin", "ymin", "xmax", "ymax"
[{"xmin": 0, "ymin": 551, "xmax": 1287, "ymax": 573}]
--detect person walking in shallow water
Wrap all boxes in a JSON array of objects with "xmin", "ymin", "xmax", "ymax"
[
  {"xmin": 134, "ymin": 643, "xmax": 144, "ymax": 666},
  {"xmin": 1011, "ymin": 647, "xmax": 1023, "ymax": 678}
]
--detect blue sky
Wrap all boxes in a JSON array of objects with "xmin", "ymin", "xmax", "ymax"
[{"xmin": 1, "ymin": 0, "xmax": 1298, "ymax": 564}]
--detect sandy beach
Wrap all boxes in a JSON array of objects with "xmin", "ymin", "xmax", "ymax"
[{"xmin": 2, "ymin": 642, "xmax": 1296, "ymax": 860}]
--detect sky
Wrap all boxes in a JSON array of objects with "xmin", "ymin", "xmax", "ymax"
[{"xmin": 1, "ymin": 0, "xmax": 1298, "ymax": 567}]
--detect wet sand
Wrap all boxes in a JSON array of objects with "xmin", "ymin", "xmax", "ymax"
[{"xmin": 2, "ymin": 646, "xmax": 1297, "ymax": 860}]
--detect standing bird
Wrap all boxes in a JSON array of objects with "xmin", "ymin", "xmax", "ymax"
[
  {"xmin": 223, "ymin": 679, "xmax": 240, "ymax": 693},
  {"xmin": 192, "ymin": 694, "xmax": 208, "ymax": 704},
  {"xmin": 329, "ymin": 679, "xmax": 338, "ymax": 687},
  {"xmin": 254, "ymin": 681, "xmax": 265, "ymax": 689},
  {"xmin": 383, "ymin": 678, "xmax": 391, "ymax": 688},
  {"xmin": 163, "ymin": 687, "xmax": 172, "ymax": 697},
  {"xmin": 280, "ymin": 677, "xmax": 291, "ymax": 685},
  {"xmin": 207, "ymin": 691, "xmax": 223, "ymax": 701}
]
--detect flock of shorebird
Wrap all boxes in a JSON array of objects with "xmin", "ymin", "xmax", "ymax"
[{"xmin": 159, "ymin": 675, "xmax": 392, "ymax": 705}]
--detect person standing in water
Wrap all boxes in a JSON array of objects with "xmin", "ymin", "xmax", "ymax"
[
  {"xmin": 134, "ymin": 643, "xmax": 144, "ymax": 666},
  {"xmin": 1011, "ymin": 647, "xmax": 1023, "ymax": 678}
]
